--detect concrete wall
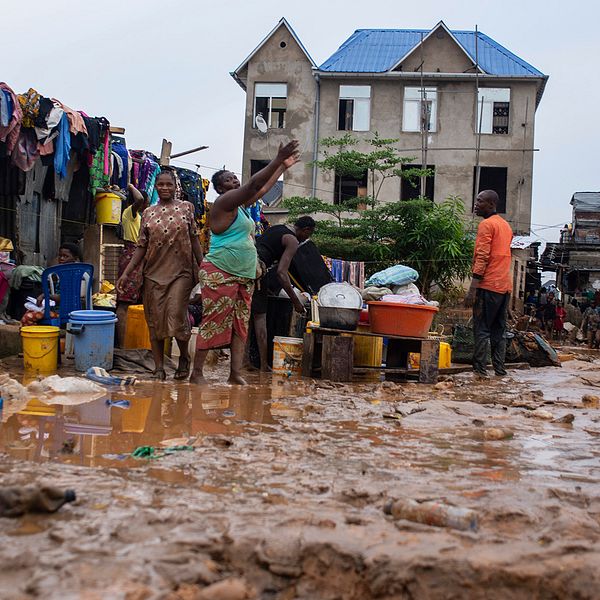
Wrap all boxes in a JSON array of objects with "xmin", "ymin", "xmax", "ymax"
[
  {"xmin": 240, "ymin": 30, "xmax": 541, "ymax": 234},
  {"xmin": 316, "ymin": 77, "xmax": 538, "ymax": 234},
  {"xmin": 396, "ymin": 30, "xmax": 474, "ymax": 73},
  {"xmin": 240, "ymin": 23, "xmax": 316, "ymax": 204}
]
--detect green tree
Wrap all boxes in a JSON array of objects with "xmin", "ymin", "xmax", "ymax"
[{"xmin": 283, "ymin": 135, "xmax": 474, "ymax": 296}]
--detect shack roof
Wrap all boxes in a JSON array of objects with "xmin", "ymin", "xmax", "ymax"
[{"xmin": 570, "ymin": 192, "xmax": 600, "ymax": 212}]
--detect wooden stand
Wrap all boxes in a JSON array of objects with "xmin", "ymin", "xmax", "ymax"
[{"xmin": 302, "ymin": 327, "xmax": 440, "ymax": 384}]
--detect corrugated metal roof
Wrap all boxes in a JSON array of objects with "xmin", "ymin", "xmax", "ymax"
[
  {"xmin": 571, "ymin": 192, "xmax": 600, "ymax": 211},
  {"xmin": 318, "ymin": 28, "xmax": 544, "ymax": 77}
]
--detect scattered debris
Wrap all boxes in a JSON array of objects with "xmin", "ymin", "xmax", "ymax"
[
  {"xmin": 553, "ymin": 414, "xmax": 575, "ymax": 424},
  {"xmin": 582, "ymin": 395, "xmax": 600, "ymax": 408},
  {"xmin": 0, "ymin": 485, "xmax": 75, "ymax": 517},
  {"xmin": 384, "ymin": 497, "xmax": 478, "ymax": 532},
  {"xmin": 530, "ymin": 409, "xmax": 555, "ymax": 420},
  {"xmin": 481, "ymin": 427, "xmax": 514, "ymax": 441}
]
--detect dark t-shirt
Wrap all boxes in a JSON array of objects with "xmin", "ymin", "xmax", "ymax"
[{"xmin": 256, "ymin": 224, "xmax": 295, "ymax": 268}]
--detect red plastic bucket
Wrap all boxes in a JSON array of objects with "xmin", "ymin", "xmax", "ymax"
[{"xmin": 367, "ymin": 301, "xmax": 439, "ymax": 338}]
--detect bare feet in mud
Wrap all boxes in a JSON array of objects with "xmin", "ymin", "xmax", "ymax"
[
  {"xmin": 189, "ymin": 372, "xmax": 209, "ymax": 385},
  {"xmin": 228, "ymin": 372, "xmax": 247, "ymax": 385}
]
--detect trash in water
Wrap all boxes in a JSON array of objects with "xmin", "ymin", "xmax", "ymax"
[
  {"xmin": 384, "ymin": 497, "xmax": 478, "ymax": 531},
  {"xmin": 131, "ymin": 445, "xmax": 195, "ymax": 460},
  {"xmin": 34, "ymin": 375, "xmax": 106, "ymax": 395},
  {"xmin": 0, "ymin": 485, "xmax": 76, "ymax": 517},
  {"xmin": 86, "ymin": 367, "xmax": 137, "ymax": 387},
  {"xmin": 106, "ymin": 399, "xmax": 131, "ymax": 409}
]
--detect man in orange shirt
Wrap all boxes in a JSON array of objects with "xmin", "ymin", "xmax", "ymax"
[{"xmin": 465, "ymin": 190, "xmax": 513, "ymax": 378}]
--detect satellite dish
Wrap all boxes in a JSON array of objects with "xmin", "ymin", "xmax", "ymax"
[{"xmin": 255, "ymin": 114, "xmax": 268, "ymax": 134}]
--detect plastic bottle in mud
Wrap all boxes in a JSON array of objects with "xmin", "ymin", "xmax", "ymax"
[
  {"xmin": 0, "ymin": 485, "xmax": 76, "ymax": 517},
  {"xmin": 384, "ymin": 498, "xmax": 478, "ymax": 532}
]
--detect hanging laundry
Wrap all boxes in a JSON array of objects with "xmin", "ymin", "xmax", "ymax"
[
  {"xmin": 51, "ymin": 99, "xmax": 87, "ymax": 136},
  {"xmin": 11, "ymin": 128, "xmax": 39, "ymax": 171},
  {"xmin": 89, "ymin": 129, "xmax": 110, "ymax": 195},
  {"xmin": 17, "ymin": 88, "xmax": 41, "ymax": 128},
  {"xmin": 174, "ymin": 167, "xmax": 206, "ymax": 219},
  {"xmin": 54, "ymin": 112, "xmax": 71, "ymax": 179},
  {"xmin": 111, "ymin": 142, "xmax": 129, "ymax": 189},
  {"xmin": 323, "ymin": 257, "xmax": 365, "ymax": 288},
  {"xmin": 0, "ymin": 89, "xmax": 12, "ymax": 127},
  {"xmin": 0, "ymin": 82, "xmax": 22, "ymax": 154},
  {"xmin": 82, "ymin": 116, "xmax": 100, "ymax": 155},
  {"xmin": 33, "ymin": 100, "xmax": 63, "ymax": 145}
]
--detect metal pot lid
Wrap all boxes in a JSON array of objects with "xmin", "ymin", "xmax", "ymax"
[{"xmin": 318, "ymin": 282, "xmax": 363, "ymax": 309}]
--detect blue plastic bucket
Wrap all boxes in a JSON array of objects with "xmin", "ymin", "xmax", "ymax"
[{"xmin": 67, "ymin": 310, "xmax": 118, "ymax": 372}]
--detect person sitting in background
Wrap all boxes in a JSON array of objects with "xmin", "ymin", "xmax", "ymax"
[
  {"xmin": 36, "ymin": 242, "xmax": 84, "ymax": 307},
  {"xmin": 116, "ymin": 185, "xmax": 149, "ymax": 346}
]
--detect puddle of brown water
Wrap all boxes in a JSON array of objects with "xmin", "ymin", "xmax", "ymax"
[{"xmin": 0, "ymin": 375, "xmax": 311, "ymax": 468}]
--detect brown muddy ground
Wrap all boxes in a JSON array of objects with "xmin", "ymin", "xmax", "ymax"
[{"xmin": 1, "ymin": 355, "xmax": 600, "ymax": 599}]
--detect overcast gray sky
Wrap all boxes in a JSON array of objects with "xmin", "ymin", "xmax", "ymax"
[{"xmin": 2, "ymin": 0, "xmax": 598, "ymax": 243}]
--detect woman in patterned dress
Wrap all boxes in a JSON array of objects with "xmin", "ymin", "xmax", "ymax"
[
  {"xmin": 190, "ymin": 141, "xmax": 299, "ymax": 385},
  {"xmin": 117, "ymin": 169, "xmax": 203, "ymax": 380}
]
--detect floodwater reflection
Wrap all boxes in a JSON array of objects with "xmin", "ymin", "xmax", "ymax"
[{"xmin": 0, "ymin": 380, "xmax": 287, "ymax": 468}]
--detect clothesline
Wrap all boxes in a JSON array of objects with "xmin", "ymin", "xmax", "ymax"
[{"xmin": 323, "ymin": 257, "xmax": 365, "ymax": 288}]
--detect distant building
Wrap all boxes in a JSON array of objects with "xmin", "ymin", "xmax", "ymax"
[
  {"xmin": 542, "ymin": 192, "xmax": 600, "ymax": 297},
  {"xmin": 232, "ymin": 18, "xmax": 547, "ymax": 233}
]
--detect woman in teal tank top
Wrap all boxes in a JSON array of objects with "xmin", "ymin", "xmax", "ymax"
[{"xmin": 191, "ymin": 141, "xmax": 300, "ymax": 385}]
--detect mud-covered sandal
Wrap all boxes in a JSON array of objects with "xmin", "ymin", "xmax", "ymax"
[{"xmin": 174, "ymin": 357, "xmax": 190, "ymax": 380}]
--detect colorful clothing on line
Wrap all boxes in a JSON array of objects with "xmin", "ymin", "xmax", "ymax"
[
  {"xmin": 0, "ymin": 82, "xmax": 22, "ymax": 153},
  {"xmin": 17, "ymin": 88, "xmax": 41, "ymax": 128},
  {"xmin": 117, "ymin": 241, "xmax": 143, "ymax": 304},
  {"xmin": 196, "ymin": 260, "xmax": 254, "ymax": 350}
]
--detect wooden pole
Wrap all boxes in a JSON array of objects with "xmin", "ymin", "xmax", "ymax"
[{"xmin": 160, "ymin": 139, "xmax": 172, "ymax": 167}]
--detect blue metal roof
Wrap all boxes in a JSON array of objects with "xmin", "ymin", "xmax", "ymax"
[{"xmin": 318, "ymin": 28, "xmax": 544, "ymax": 77}]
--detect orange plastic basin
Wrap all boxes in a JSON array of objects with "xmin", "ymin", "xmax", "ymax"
[{"xmin": 367, "ymin": 301, "xmax": 439, "ymax": 338}]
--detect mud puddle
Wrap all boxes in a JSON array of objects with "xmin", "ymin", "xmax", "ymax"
[{"xmin": 1, "ymin": 360, "xmax": 600, "ymax": 598}]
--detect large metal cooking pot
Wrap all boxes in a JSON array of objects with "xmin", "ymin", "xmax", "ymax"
[{"xmin": 318, "ymin": 306, "xmax": 361, "ymax": 331}]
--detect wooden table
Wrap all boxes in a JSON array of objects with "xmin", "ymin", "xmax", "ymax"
[{"xmin": 302, "ymin": 327, "xmax": 440, "ymax": 384}]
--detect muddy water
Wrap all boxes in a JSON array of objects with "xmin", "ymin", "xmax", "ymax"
[{"xmin": 1, "ymin": 359, "xmax": 600, "ymax": 598}]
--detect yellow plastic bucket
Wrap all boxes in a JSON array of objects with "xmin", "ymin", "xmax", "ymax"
[
  {"xmin": 21, "ymin": 325, "xmax": 60, "ymax": 373},
  {"xmin": 124, "ymin": 305, "xmax": 151, "ymax": 349},
  {"xmin": 95, "ymin": 192, "xmax": 122, "ymax": 225},
  {"xmin": 409, "ymin": 341, "xmax": 452, "ymax": 369},
  {"xmin": 353, "ymin": 325, "xmax": 383, "ymax": 367},
  {"xmin": 272, "ymin": 336, "xmax": 303, "ymax": 376}
]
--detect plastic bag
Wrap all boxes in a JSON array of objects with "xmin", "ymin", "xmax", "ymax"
[{"xmin": 365, "ymin": 265, "xmax": 418, "ymax": 288}]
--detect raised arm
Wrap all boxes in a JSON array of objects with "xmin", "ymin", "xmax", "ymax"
[{"xmin": 217, "ymin": 141, "xmax": 299, "ymax": 213}]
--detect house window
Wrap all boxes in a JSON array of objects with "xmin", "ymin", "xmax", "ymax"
[
  {"xmin": 338, "ymin": 86, "xmax": 371, "ymax": 131},
  {"xmin": 401, "ymin": 164, "xmax": 435, "ymax": 201},
  {"xmin": 250, "ymin": 159, "xmax": 269, "ymax": 176},
  {"xmin": 333, "ymin": 171, "xmax": 368, "ymax": 205},
  {"xmin": 477, "ymin": 88, "xmax": 510, "ymax": 134},
  {"xmin": 251, "ymin": 159, "xmax": 283, "ymax": 206},
  {"xmin": 402, "ymin": 87, "xmax": 437, "ymax": 133},
  {"xmin": 474, "ymin": 166, "xmax": 508, "ymax": 213},
  {"xmin": 254, "ymin": 83, "xmax": 287, "ymax": 129}
]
